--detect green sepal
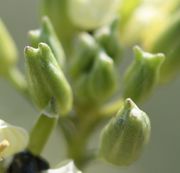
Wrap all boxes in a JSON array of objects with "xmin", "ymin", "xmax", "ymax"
[
  {"xmin": 0, "ymin": 19, "xmax": 18, "ymax": 75},
  {"xmin": 28, "ymin": 16, "xmax": 65, "ymax": 68},
  {"xmin": 94, "ymin": 19, "xmax": 123, "ymax": 64},
  {"xmin": 25, "ymin": 43, "xmax": 73, "ymax": 115},
  {"xmin": 70, "ymin": 33, "xmax": 99, "ymax": 79},
  {"xmin": 88, "ymin": 51, "xmax": 117, "ymax": 102},
  {"xmin": 123, "ymin": 46, "xmax": 165, "ymax": 103},
  {"xmin": 99, "ymin": 98, "xmax": 151, "ymax": 166}
]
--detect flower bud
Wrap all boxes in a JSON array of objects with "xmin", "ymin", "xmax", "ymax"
[
  {"xmin": 0, "ymin": 19, "xmax": 18, "ymax": 75},
  {"xmin": 0, "ymin": 120, "xmax": 29, "ymax": 160},
  {"xmin": 67, "ymin": 0, "xmax": 121, "ymax": 30},
  {"xmin": 70, "ymin": 33, "xmax": 99, "ymax": 79},
  {"xmin": 123, "ymin": 46, "xmax": 165, "ymax": 103},
  {"xmin": 28, "ymin": 16, "xmax": 65, "ymax": 68},
  {"xmin": 99, "ymin": 98, "xmax": 151, "ymax": 166},
  {"xmin": 94, "ymin": 19, "xmax": 123, "ymax": 64},
  {"xmin": 88, "ymin": 51, "xmax": 117, "ymax": 102},
  {"xmin": 25, "ymin": 43, "xmax": 73, "ymax": 115}
]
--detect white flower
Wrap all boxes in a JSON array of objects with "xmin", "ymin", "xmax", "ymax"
[
  {"xmin": 45, "ymin": 161, "xmax": 82, "ymax": 173},
  {"xmin": 0, "ymin": 119, "xmax": 29, "ymax": 160},
  {"xmin": 68, "ymin": 0, "xmax": 121, "ymax": 29}
]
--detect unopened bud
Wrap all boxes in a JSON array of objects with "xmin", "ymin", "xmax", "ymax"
[
  {"xmin": 99, "ymin": 98, "xmax": 151, "ymax": 166},
  {"xmin": 70, "ymin": 33, "xmax": 99, "ymax": 79},
  {"xmin": 88, "ymin": 51, "xmax": 117, "ymax": 102},
  {"xmin": 123, "ymin": 46, "xmax": 165, "ymax": 103},
  {"xmin": 28, "ymin": 16, "xmax": 65, "ymax": 68},
  {"xmin": 25, "ymin": 43, "xmax": 73, "ymax": 115},
  {"xmin": 94, "ymin": 19, "xmax": 123, "ymax": 64}
]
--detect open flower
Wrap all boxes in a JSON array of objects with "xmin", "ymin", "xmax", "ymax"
[
  {"xmin": 68, "ymin": 0, "xmax": 121, "ymax": 29},
  {"xmin": 45, "ymin": 161, "xmax": 82, "ymax": 173},
  {"xmin": 0, "ymin": 119, "xmax": 29, "ymax": 160}
]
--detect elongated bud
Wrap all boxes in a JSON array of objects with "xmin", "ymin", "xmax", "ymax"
[
  {"xmin": 0, "ymin": 120, "xmax": 29, "ymax": 160},
  {"xmin": 99, "ymin": 98, "xmax": 151, "ymax": 166},
  {"xmin": 70, "ymin": 33, "xmax": 99, "ymax": 79},
  {"xmin": 123, "ymin": 46, "xmax": 165, "ymax": 103},
  {"xmin": 94, "ymin": 19, "xmax": 123, "ymax": 64},
  {"xmin": 28, "ymin": 16, "xmax": 65, "ymax": 68},
  {"xmin": 150, "ymin": 12, "xmax": 180, "ymax": 83},
  {"xmin": 25, "ymin": 43, "xmax": 73, "ymax": 115},
  {"xmin": 67, "ymin": 0, "xmax": 121, "ymax": 30},
  {"xmin": 88, "ymin": 51, "xmax": 117, "ymax": 102},
  {"xmin": 0, "ymin": 19, "xmax": 18, "ymax": 75}
]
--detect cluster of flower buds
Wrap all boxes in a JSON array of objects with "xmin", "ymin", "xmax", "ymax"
[
  {"xmin": 99, "ymin": 98, "xmax": 151, "ymax": 166},
  {"xmin": 70, "ymin": 19, "xmax": 122, "ymax": 107}
]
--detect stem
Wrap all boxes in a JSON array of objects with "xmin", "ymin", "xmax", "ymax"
[
  {"xmin": 5, "ymin": 67, "xmax": 29, "ymax": 99},
  {"xmin": 65, "ymin": 112, "xmax": 103, "ymax": 169},
  {"xmin": 27, "ymin": 113, "xmax": 58, "ymax": 155}
]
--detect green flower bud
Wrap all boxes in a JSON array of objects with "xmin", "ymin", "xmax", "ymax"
[
  {"xmin": 94, "ymin": 19, "xmax": 123, "ymax": 64},
  {"xmin": 70, "ymin": 33, "xmax": 99, "ymax": 79},
  {"xmin": 150, "ymin": 12, "xmax": 180, "ymax": 83},
  {"xmin": 0, "ymin": 120, "xmax": 29, "ymax": 160},
  {"xmin": 25, "ymin": 43, "xmax": 73, "ymax": 115},
  {"xmin": 67, "ymin": 0, "xmax": 121, "ymax": 30},
  {"xmin": 28, "ymin": 16, "xmax": 65, "ymax": 68},
  {"xmin": 0, "ymin": 19, "xmax": 18, "ymax": 75},
  {"xmin": 88, "ymin": 51, "xmax": 117, "ymax": 102},
  {"xmin": 123, "ymin": 46, "xmax": 165, "ymax": 103},
  {"xmin": 99, "ymin": 98, "xmax": 151, "ymax": 166}
]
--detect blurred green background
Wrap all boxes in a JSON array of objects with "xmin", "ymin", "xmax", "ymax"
[{"xmin": 0, "ymin": 1, "xmax": 180, "ymax": 173}]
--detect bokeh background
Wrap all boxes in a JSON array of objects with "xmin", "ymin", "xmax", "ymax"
[{"xmin": 0, "ymin": 1, "xmax": 180, "ymax": 173}]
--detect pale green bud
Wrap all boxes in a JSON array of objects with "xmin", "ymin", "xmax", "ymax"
[
  {"xmin": 68, "ymin": 0, "xmax": 121, "ymax": 30},
  {"xmin": 0, "ymin": 120, "xmax": 29, "ymax": 160},
  {"xmin": 94, "ymin": 19, "xmax": 123, "ymax": 64},
  {"xmin": 0, "ymin": 19, "xmax": 18, "ymax": 75},
  {"xmin": 70, "ymin": 33, "xmax": 99, "ymax": 79},
  {"xmin": 99, "ymin": 98, "xmax": 151, "ymax": 166},
  {"xmin": 123, "ymin": 46, "xmax": 165, "ymax": 103},
  {"xmin": 25, "ymin": 43, "xmax": 73, "ymax": 115},
  {"xmin": 88, "ymin": 51, "xmax": 117, "ymax": 102},
  {"xmin": 28, "ymin": 16, "xmax": 65, "ymax": 68}
]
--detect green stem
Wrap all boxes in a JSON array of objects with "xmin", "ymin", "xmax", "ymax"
[
  {"xmin": 28, "ymin": 113, "xmax": 58, "ymax": 155},
  {"xmin": 65, "ymin": 112, "xmax": 103, "ymax": 169},
  {"xmin": 5, "ymin": 67, "xmax": 29, "ymax": 99}
]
